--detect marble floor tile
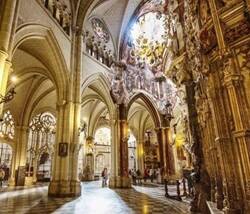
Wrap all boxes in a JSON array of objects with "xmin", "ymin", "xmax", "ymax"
[{"xmin": 0, "ymin": 181, "xmax": 190, "ymax": 214}]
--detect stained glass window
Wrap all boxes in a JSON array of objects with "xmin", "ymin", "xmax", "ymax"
[
  {"xmin": 26, "ymin": 112, "xmax": 56, "ymax": 180},
  {"xmin": 0, "ymin": 143, "xmax": 12, "ymax": 168},
  {"xmin": 94, "ymin": 127, "xmax": 111, "ymax": 145},
  {"xmin": 0, "ymin": 110, "xmax": 15, "ymax": 140}
]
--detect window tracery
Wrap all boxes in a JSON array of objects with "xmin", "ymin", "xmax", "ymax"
[
  {"xmin": 0, "ymin": 143, "xmax": 12, "ymax": 168},
  {"xmin": 0, "ymin": 110, "xmax": 15, "ymax": 140},
  {"xmin": 93, "ymin": 127, "xmax": 111, "ymax": 176},
  {"xmin": 128, "ymin": 133, "xmax": 136, "ymax": 170},
  {"xmin": 26, "ymin": 112, "xmax": 56, "ymax": 180},
  {"xmin": 94, "ymin": 127, "xmax": 111, "ymax": 146}
]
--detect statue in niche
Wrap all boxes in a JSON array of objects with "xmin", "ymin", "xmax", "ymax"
[
  {"xmin": 85, "ymin": 32, "xmax": 93, "ymax": 55},
  {"xmin": 199, "ymin": 0, "xmax": 210, "ymax": 25},
  {"xmin": 62, "ymin": 5, "xmax": 71, "ymax": 34},
  {"xmin": 103, "ymin": 46, "xmax": 109, "ymax": 66},
  {"xmin": 127, "ymin": 47, "xmax": 136, "ymax": 66},
  {"xmin": 108, "ymin": 50, "xmax": 113, "ymax": 67},
  {"xmin": 223, "ymin": 57, "xmax": 236, "ymax": 77},
  {"xmin": 174, "ymin": 13, "xmax": 184, "ymax": 51},
  {"xmin": 97, "ymin": 41, "xmax": 103, "ymax": 62},
  {"xmin": 168, "ymin": 0, "xmax": 178, "ymax": 12},
  {"xmin": 92, "ymin": 40, "xmax": 98, "ymax": 59}
]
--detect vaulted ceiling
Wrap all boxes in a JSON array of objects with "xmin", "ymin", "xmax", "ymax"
[{"xmin": 77, "ymin": 0, "xmax": 142, "ymax": 57}]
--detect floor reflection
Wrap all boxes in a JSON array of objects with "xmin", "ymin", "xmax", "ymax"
[{"xmin": 0, "ymin": 181, "xmax": 189, "ymax": 214}]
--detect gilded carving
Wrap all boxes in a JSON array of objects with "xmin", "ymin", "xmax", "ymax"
[{"xmin": 225, "ymin": 20, "xmax": 250, "ymax": 44}]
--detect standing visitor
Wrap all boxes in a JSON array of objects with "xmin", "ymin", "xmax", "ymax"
[
  {"xmin": 144, "ymin": 168, "xmax": 148, "ymax": 182},
  {"xmin": 101, "ymin": 168, "xmax": 108, "ymax": 187},
  {"xmin": 156, "ymin": 168, "xmax": 161, "ymax": 183},
  {"xmin": 149, "ymin": 168, "xmax": 154, "ymax": 182}
]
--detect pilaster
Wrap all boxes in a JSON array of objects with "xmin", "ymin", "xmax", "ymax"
[
  {"xmin": 48, "ymin": 101, "xmax": 81, "ymax": 197},
  {"xmin": 207, "ymin": 73, "xmax": 243, "ymax": 213},
  {"xmin": 109, "ymin": 113, "xmax": 119, "ymax": 188},
  {"xmin": 117, "ymin": 104, "xmax": 131, "ymax": 188},
  {"xmin": 0, "ymin": 51, "xmax": 8, "ymax": 117},
  {"xmin": 9, "ymin": 125, "xmax": 29, "ymax": 186},
  {"xmin": 155, "ymin": 127, "xmax": 166, "ymax": 179},
  {"xmin": 207, "ymin": 0, "xmax": 228, "ymax": 56},
  {"xmin": 222, "ymin": 56, "xmax": 250, "ymax": 211}
]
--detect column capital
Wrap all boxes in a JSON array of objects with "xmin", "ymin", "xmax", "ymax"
[
  {"xmin": 0, "ymin": 50, "xmax": 8, "ymax": 59},
  {"xmin": 232, "ymin": 129, "xmax": 250, "ymax": 138},
  {"xmin": 15, "ymin": 125, "xmax": 29, "ymax": 131},
  {"xmin": 56, "ymin": 99, "xmax": 67, "ymax": 109},
  {"xmin": 154, "ymin": 127, "xmax": 162, "ymax": 132},
  {"xmin": 4, "ymin": 60, "xmax": 12, "ymax": 71}
]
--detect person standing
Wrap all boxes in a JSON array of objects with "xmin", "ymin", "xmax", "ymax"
[
  {"xmin": 149, "ymin": 168, "xmax": 154, "ymax": 183},
  {"xmin": 0, "ymin": 167, "xmax": 5, "ymax": 187},
  {"xmin": 102, "ymin": 168, "xmax": 108, "ymax": 187},
  {"xmin": 144, "ymin": 168, "xmax": 148, "ymax": 182}
]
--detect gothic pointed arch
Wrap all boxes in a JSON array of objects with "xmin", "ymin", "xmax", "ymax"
[
  {"xmin": 127, "ymin": 92, "xmax": 161, "ymax": 128},
  {"xmin": 12, "ymin": 23, "xmax": 70, "ymax": 102},
  {"xmin": 81, "ymin": 72, "xmax": 115, "ymax": 114}
]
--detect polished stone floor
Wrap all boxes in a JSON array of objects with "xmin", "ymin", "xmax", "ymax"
[{"xmin": 0, "ymin": 181, "xmax": 190, "ymax": 214}]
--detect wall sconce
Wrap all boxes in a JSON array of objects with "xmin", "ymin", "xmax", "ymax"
[
  {"xmin": 0, "ymin": 87, "xmax": 16, "ymax": 105},
  {"xmin": 0, "ymin": 75, "xmax": 17, "ymax": 105}
]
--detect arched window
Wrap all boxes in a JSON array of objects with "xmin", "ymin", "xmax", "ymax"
[
  {"xmin": 95, "ymin": 154, "xmax": 104, "ymax": 175},
  {"xmin": 26, "ymin": 112, "xmax": 56, "ymax": 181},
  {"xmin": 94, "ymin": 127, "xmax": 111, "ymax": 145},
  {"xmin": 128, "ymin": 133, "xmax": 137, "ymax": 170},
  {"xmin": 0, "ymin": 143, "xmax": 12, "ymax": 168},
  {"xmin": 0, "ymin": 110, "xmax": 15, "ymax": 139},
  {"xmin": 94, "ymin": 127, "xmax": 111, "ymax": 176}
]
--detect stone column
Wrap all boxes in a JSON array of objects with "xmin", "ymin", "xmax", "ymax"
[
  {"xmin": 0, "ymin": 0, "xmax": 18, "ymax": 116},
  {"xmin": 0, "ymin": 51, "xmax": 8, "ymax": 116},
  {"xmin": 155, "ymin": 127, "xmax": 167, "ymax": 182},
  {"xmin": 207, "ymin": 116, "xmax": 224, "ymax": 209},
  {"xmin": 207, "ymin": 73, "xmax": 243, "ymax": 213},
  {"xmin": 68, "ymin": 99, "xmax": 82, "ymax": 194},
  {"xmin": 32, "ymin": 131, "xmax": 40, "ymax": 184},
  {"xmin": 9, "ymin": 125, "xmax": 29, "ymax": 186},
  {"xmin": 109, "ymin": 105, "xmax": 131, "ymax": 188},
  {"xmin": 160, "ymin": 114, "xmax": 175, "ymax": 177},
  {"xmin": 162, "ymin": 127, "xmax": 175, "ymax": 176},
  {"xmin": 109, "ymin": 112, "xmax": 119, "ymax": 188},
  {"xmin": 136, "ymin": 140, "xmax": 144, "ymax": 173},
  {"xmin": 0, "ymin": 60, "xmax": 12, "ymax": 120},
  {"xmin": 223, "ymin": 56, "xmax": 250, "ymax": 211},
  {"xmin": 185, "ymin": 81, "xmax": 210, "ymax": 213},
  {"xmin": 118, "ymin": 104, "xmax": 131, "ymax": 188},
  {"xmin": 48, "ymin": 101, "xmax": 81, "ymax": 197}
]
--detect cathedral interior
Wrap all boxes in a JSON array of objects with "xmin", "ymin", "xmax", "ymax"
[{"xmin": 0, "ymin": 0, "xmax": 250, "ymax": 213}]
